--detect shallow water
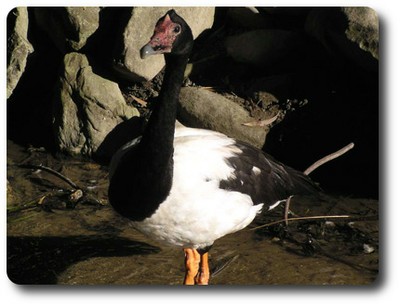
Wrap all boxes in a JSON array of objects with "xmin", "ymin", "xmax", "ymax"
[{"xmin": 7, "ymin": 140, "xmax": 378, "ymax": 285}]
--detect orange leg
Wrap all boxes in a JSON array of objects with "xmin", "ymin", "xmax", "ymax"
[
  {"xmin": 183, "ymin": 248, "xmax": 210, "ymax": 285},
  {"xmin": 195, "ymin": 252, "xmax": 210, "ymax": 285},
  {"xmin": 183, "ymin": 248, "xmax": 200, "ymax": 285}
]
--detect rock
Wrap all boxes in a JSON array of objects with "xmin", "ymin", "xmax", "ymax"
[
  {"xmin": 53, "ymin": 52, "xmax": 139, "ymax": 156},
  {"xmin": 33, "ymin": 7, "xmax": 100, "ymax": 53},
  {"xmin": 113, "ymin": 7, "xmax": 215, "ymax": 81},
  {"xmin": 225, "ymin": 29, "xmax": 305, "ymax": 67},
  {"xmin": 7, "ymin": 7, "xmax": 34, "ymax": 99},
  {"xmin": 305, "ymin": 7, "xmax": 378, "ymax": 71},
  {"xmin": 363, "ymin": 243, "xmax": 374, "ymax": 254},
  {"xmin": 343, "ymin": 7, "xmax": 379, "ymax": 59},
  {"xmin": 178, "ymin": 87, "xmax": 268, "ymax": 148}
]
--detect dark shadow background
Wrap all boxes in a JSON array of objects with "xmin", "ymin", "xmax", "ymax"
[{"xmin": 7, "ymin": 7, "xmax": 379, "ymax": 199}]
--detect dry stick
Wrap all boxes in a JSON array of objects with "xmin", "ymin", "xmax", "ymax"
[
  {"xmin": 303, "ymin": 142, "xmax": 355, "ymax": 175},
  {"xmin": 249, "ymin": 215, "xmax": 352, "ymax": 231},
  {"xmin": 7, "ymin": 190, "xmax": 69, "ymax": 214},
  {"xmin": 284, "ymin": 195, "xmax": 293, "ymax": 226},
  {"xmin": 255, "ymin": 143, "xmax": 355, "ymax": 230},
  {"xmin": 20, "ymin": 164, "xmax": 80, "ymax": 190},
  {"xmin": 276, "ymin": 142, "xmax": 355, "ymax": 227},
  {"xmin": 211, "ymin": 254, "xmax": 240, "ymax": 277},
  {"xmin": 249, "ymin": 142, "xmax": 376, "ymax": 273},
  {"xmin": 20, "ymin": 164, "xmax": 107, "ymax": 206}
]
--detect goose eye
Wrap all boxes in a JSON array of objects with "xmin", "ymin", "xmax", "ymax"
[{"xmin": 173, "ymin": 25, "xmax": 181, "ymax": 33}]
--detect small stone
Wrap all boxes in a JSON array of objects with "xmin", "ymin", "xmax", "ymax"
[
  {"xmin": 324, "ymin": 221, "xmax": 336, "ymax": 228},
  {"xmin": 363, "ymin": 243, "xmax": 374, "ymax": 254}
]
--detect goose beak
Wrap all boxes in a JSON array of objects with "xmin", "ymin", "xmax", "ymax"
[
  {"xmin": 140, "ymin": 13, "xmax": 175, "ymax": 59},
  {"xmin": 140, "ymin": 40, "xmax": 172, "ymax": 59},
  {"xmin": 140, "ymin": 43, "xmax": 157, "ymax": 59}
]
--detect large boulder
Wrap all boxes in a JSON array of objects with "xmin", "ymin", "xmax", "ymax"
[
  {"xmin": 113, "ymin": 7, "xmax": 215, "ymax": 81},
  {"xmin": 53, "ymin": 52, "xmax": 139, "ymax": 157},
  {"xmin": 305, "ymin": 7, "xmax": 378, "ymax": 71},
  {"xmin": 178, "ymin": 87, "xmax": 269, "ymax": 148},
  {"xmin": 343, "ymin": 7, "xmax": 379, "ymax": 60},
  {"xmin": 33, "ymin": 7, "xmax": 100, "ymax": 53},
  {"xmin": 7, "ymin": 7, "xmax": 34, "ymax": 99}
]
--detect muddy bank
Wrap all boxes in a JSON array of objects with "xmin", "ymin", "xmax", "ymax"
[{"xmin": 7, "ymin": 140, "xmax": 378, "ymax": 285}]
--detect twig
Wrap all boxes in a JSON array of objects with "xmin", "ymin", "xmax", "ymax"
[
  {"xmin": 211, "ymin": 254, "xmax": 240, "ymax": 277},
  {"xmin": 19, "ymin": 164, "xmax": 80, "ymax": 190},
  {"xmin": 303, "ymin": 142, "xmax": 355, "ymax": 175},
  {"xmin": 7, "ymin": 190, "xmax": 69, "ymax": 214},
  {"xmin": 249, "ymin": 215, "xmax": 352, "ymax": 231},
  {"xmin": 284, "ymin": 195, "xmax": 293, "ymax": 226}
]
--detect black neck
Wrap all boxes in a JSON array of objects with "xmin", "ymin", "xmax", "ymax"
[
  {"xmin": 108, "ymin": 53, "xmax": 190, "ymax": 221},
  {"xmin": 137, "ymin": 54, "xmax": 188, "ymax": 177}
]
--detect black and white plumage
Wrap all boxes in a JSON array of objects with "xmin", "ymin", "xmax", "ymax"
[
  {"xmin": 108, "ymin": 10, "xmax": 319, "ymax": 284},
  {"xmin": 110, "ymin": 126, "xmax": 317, "ymax": 248}
]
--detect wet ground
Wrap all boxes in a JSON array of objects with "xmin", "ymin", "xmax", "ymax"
[{"xmin": 7, "ymin": 140, "xmax": 378, "ymax": 285}]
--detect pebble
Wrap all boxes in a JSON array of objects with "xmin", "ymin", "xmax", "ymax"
[
  {"xmin": 363, "ymin": 243, "xmax": 375, "ymax": 254},
  {"xmin": 324, "ymin": 221, "xmax": 336, "ymax": 228}
]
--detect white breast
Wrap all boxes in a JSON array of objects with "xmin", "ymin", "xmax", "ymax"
[{"xmin": 130, "ymin": 126, "xmax": 263, "ymax": 249}]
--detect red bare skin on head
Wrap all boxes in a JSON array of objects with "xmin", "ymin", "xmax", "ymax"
[{"xmin": 148, "ymin": 13, "xmax": 181, "ymax": 53}]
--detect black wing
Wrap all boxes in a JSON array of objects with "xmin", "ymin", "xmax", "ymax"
[{"xmin": 218, "ymin": 140, "xmax": 320, "ymax": 206}]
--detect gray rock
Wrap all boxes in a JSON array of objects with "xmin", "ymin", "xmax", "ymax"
[
  {"xmin": 225, "ymin": 29, "xmax": 304, "ymax": 67},
  {"xmin": 305, "ymin": 7, "xmax": 378, "ymax": 71},
  {"xmin": 178, "ymin": 87, "xmax": 268, "ymax": 148},
  {"xmin": 7, "ymin": 7, "xmax": 34, "ymax": 99},
  {"xmin": 113, "ymin": 7, "xmax": 215, "ymax": 81},
  {"xmin": 343, "ymin": 7, "xmax": 379, "ymax": 60},
  {"xmin": 53, "ymin": 52, "xmax": 139, "ymax": 156},
  {"xmin": 34, "ymin": 7, "xmax": 100, "ymax": 52}
]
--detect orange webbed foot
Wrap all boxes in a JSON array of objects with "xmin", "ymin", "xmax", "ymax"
[{"xmin": 183, "ymin": 248, "xmax": 210, "ymax": 285}]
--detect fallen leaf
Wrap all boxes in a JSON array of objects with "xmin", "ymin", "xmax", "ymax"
[
  {"xmin": 132, "ymin": 96, "xmax": 148, "ymax": 107},
  {"xmin": 242, "ymin": 113, "xmax": 279, "ymax": 127}
]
